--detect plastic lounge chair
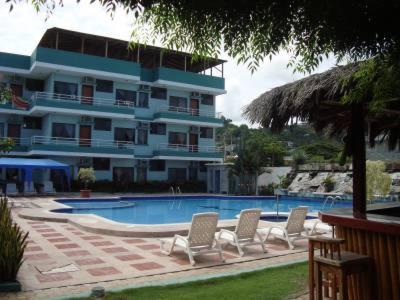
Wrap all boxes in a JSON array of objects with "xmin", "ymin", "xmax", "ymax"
[
  {"xmin": 160, "ymin": 212, "xmax": 225, "ymax": 266},
  {"xmin": 304, "ymin": 219, "xmax": 333, "ymax": 236},
  {"xmin": 257, "ymin": 206, "xmax": 309, "ymax": 249},
  {"xmin": 216, "ymin": 208, "xmax": 267, "ymax": 256}
]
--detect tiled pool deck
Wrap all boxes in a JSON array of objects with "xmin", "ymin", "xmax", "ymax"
[{"xmin": 1, "ymin": 195, "xmax": 310, "ymax": 300}]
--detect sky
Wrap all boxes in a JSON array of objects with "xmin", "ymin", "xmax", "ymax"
[{"xmin": 0, "ymin": 1, "xmax": 337, "ymax": 125}]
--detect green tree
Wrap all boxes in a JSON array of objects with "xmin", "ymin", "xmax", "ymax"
[{"xmin": 366, "ymin": 161, "xmax": 392, "ymax": 202}]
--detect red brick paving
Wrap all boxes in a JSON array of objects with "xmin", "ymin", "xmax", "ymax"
[
  {"xmin": 171, "ymin": 259, "xmax": 190, "ymax": 265},
  {"xmin": 75, "ymin": 257, "xmax": 105, "ymax": 266},
  {"xmin": 31, "ymin": 224, "xmax": 51, "ymax": 229},
  {"xmin": 25, "ymin": 246, "xmax": 43, "ymax": 252},
  {"xmin": 24, "ymin": 253, "xmax": 51, "ymax": 260},
  {"xmin": 90, "ymin": 241, "xmax": 114, "ymax": 247},
  {"xmin": 47, "ymin": 237, "xmax": 71, "ymax": 243},
  {"xmin": 81, "ymin": 235, "xmax": 103, "ymax": 241},
  {"xmin": 36, "ymin": 228, "xmax": 56, "ymax": 233},
  {"xmin": 151, "ymin": 251, "xmax": 167, "ymax": 257},
  {"xmin": 42, "ymin": 232, "xmax": 64, "ymax": 238},
  {"xmin": 35, "ymin": 272, "xmax": 73, "ymax": 283},
  {"xmin": 63, "ymin": 250, "xmax": 91, "ymax": 257},
  {"xmin": 131, "ymin": 262, "xmax": 165, "ymax": 271},
  {"xmin": 114, "ymin": 254, "xmax": 144, "ymax": 261},
  {"xmin": 136, "ymin": 244, "xmax": 160, "ymax": 250},
  {"xmin": 55, "ymin": 243, "xmax": 81, "ymax": 249},
  {"xmin": 123, "ymin": 239, "xmax": 146, "ymax": 244},
  {"xmin": 86, "ymin": 266, "xmax": 121, "ymax": 276},
  {"xmin": 101, "ymin": 247, "xmax": 129, "ymax": 253}
]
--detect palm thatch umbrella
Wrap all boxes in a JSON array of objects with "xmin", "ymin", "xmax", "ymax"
[{"xmin": 243, "ymin": 62, "xmax": 400, "ymax": 218}]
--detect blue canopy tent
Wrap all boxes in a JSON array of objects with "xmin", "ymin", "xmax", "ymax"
[{"xmin": 0, "ymin": 158, "xmax": 70, "ymax": 192}]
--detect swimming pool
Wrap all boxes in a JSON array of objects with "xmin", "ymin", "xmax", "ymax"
[{"xmin": 54, "ymin": 195, "xmax": 352, "ymax": 225}]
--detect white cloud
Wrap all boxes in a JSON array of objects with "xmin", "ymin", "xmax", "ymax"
[{"xmin": 0, "ymin": 1, "xmax": 337, "ymax": 125}]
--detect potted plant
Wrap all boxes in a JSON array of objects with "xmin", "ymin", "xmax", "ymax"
[
  {"xmin": 78, "ymin": 167, "xmax": 95, "ymax": 198},
  {"xmin": 0, "ymin": 197, "xmax": 28, "ymax": 292},
  {"xmin": 322, "ymin": 175, "xmax": 336, "ymax": 192}
]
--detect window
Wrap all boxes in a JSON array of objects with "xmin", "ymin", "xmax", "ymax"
[
  {"xmin": 0, "ymin": 123, "xmax": 4, "ymax": 137},
  {"xmin": 201, "ymin": 94, "xmax": 214, "ymax": 105},
  {"xmin": 25, "ymin": 79, "xmax": 44, "ymax": 92},
  {"xmin": 189, "ymin": 167, "xmax": 198, "ymax": 181},
  {"xmin": 52, "ymin": 123, "xmax": 75, "ymax": 138},
  {"xmin": 169, "ymin": 96, "xmax": 187, "ymax": 108},
  {"xmin": 199, "ymin": 162, "xmax": 207, "ymax": 173},
  {"xmin": 116, "ymin": 89, "xmax": 136, "ymax": 106},
  {"xmin": 137, "ymin": 129, "xmax": 148, "ymax": 145},
  {"xmin": 114, "ymin": 128, "xmax": 134, "ymax": 142},
  {"xmin": 113, "ymin": 167, "xmax": 134, "ymax": 184},
  {"xmin": 168, "ymin": 168, "xmax": 187, "ymax": 182},
  {"xmin": 150, "ymin": 123, "xmax": 166, "ymax": 135},
  {"xmin": 169, "ymin": 132, "xmax": 187, "ymax": 145},
  {"xmin": 200, "ymin": 127, "xmax": 213, "ymax": 139},
  {"xmin": 137, "ymin": 92, "xmax": 149, "ymax": 107},
  {"xmin": 149, "ymin": 160, "xmax": 165, "ymax": 172},
  {"xmin": 24, "ymin": 117, "xmax": 42, "ymax": 130},
  {"xmin": 94, "ymin": 118, "xmax": 111, "ymax": 131},
  {"xmin": 137, "ymin": 167, "xmax": 147, "ymax": 182},
  {"xmin": 93, "ymin": 158, "xmax": 110, "ymax": 171},
  {"xmin": 96, "ymin": 79, "xmax": 113, "ymax": 93},
  {"xmin": 54, "ymin": 81, "xmax": 78, "ymax": 97},
  {"xmin": 151, "ymin": 87, "xmax": 167, "ymax": 100}
]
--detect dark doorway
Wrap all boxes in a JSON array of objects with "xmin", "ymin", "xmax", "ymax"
[
  {"xmin": 7, "ymin": 124, "xmax": 21, "ymax": 145},
  {"xmin": 79, "ymin": 125, "xmax": 92, "ymax": 147},
  {"xmin": 81, "ymin": 85, "xmax": 94, "ymax": 105}
]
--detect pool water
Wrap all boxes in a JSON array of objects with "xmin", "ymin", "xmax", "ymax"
[{"xmin": 54, "ymin": 196, "xmax": 352, "ymax": 225}]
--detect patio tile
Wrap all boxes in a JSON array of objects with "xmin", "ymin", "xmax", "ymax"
[
  {"xmin": 55, "ymin": 243, "xmax": 81, "ymax": 250},
  {"xmin": 36, "ymin": 228, "xmax": 56, "ymax": 233},
  {"xmin": 24, "ymin": 253, "xmax": 51, "ymax": 260},
  {"xmin": 42, "ymin": 233, "xmax": 64, "ymax": 238},
  {"xmin": 136, "ymin": 244, "xmax": 159, "ymax": 250},
  {"xmin": 71, "ymin": 231, "xmax": 84, "ymax": 235},
  {"xmin": 63, "ymin": 250, "xmax": 91, "ymax": 257},
  {"xmin": 27, "ymin": 221, "xmax": 44, "ymax": 224},
  {"xmin": 86, "ymin": 266, "xmax": 121, "ymax": 276},
  {"xmin": 90, "ymin": 241, "xmax": 114, "ymax": 247},
  {"xmin": 151, "ymin": 251, "xmax": 167, "ymax": 257},
  {"xmin": 35, "ymin": 273, "xmax": 73, "ymax": 283},
  {"xmin": 101, "ymin": 247, "xmax": 128, "ymax": 254},
  {"xmin": 81, "ymin": 235, "xmax": 103, "ymax": 241},
  {"xmin": 47, "ymin": 237, "xmax": 71, "ymax": 243},
  {"xmin": 75, "ymin": 258, "xmax": 105, "ymax": 266},
  {"xmin": 25, "ymin": 246, "xmax": 43, "ymax": 252},
  {"xmin": 114, "ymin": 254, "xmax": 144, "ymax": 261},
  {"xmin": 31, "ymin": 224, "xmax": 51, "ymax": 229},
  {"xmin": 123, "ymin": 239, "xmax": 146, "ymax": 244},
  {"xmin": 131, "ymin": 262, "xmax": 165, "ymax": 271},
  {"xmin": 171, "ymin": 259, "xmax": 190, "ymax": 266}
]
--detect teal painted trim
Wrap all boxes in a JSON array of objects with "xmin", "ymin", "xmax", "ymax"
[
  {"xmin": 35, "ymin": 98, "xmax": 135, "ymax": 115},
  {"xmin": 154, "ymin": 112, "xmax": 223, "ymax": 124},
  {"xmin": 35, "ymin": 47, "xmax": 141, "ymax": 77},
  {"xmin": 156, "ymin": 67, "xmax": 225, "ymax": 90},
  {"xmin": 154, "ymin": 150, "xmax": 223, "ymax": 159},
  {"xmin": 140, "ymin": 68, "xmax": 156, "ymax": 82},
  {"xmin": 31, "ymin": 144, "xmax": 135, "ymax": 155},
  {"xmin": 0, "ymin": 52, "xmax": 30, "ymax": 70}
]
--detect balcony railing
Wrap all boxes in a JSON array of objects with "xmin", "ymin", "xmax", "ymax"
[
  {"xmin": 157, "ymin": 106, "xmax": 222, "ymax": 118},
  {"xmin": 31, "ymin": 136, "xmax": 135, "ymax": 149},
  {"xmin": 32, "ymin": 92, "xmax": 135, "ymax": 108},
  {"xmin": 156, "ymin": 143, "xmax": 223, "ymax": 153}
]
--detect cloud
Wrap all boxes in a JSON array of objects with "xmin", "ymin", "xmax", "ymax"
[{"xmin": 0, "ymin": 1, "xmax": 337, "ymax": 125}]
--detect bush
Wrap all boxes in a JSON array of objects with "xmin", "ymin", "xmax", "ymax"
[
  {"xmin": 322, "ymin": 175, "xmax": 336, "ymax": 192},
  {"xmin": 258, "ymin": 184, "xmax": 275, "ymax": 196},
  {"xmin": 77, "ymin": 168, "xmax": 96, "ymax": 189},
  {"xmin": 0, "ymin": 197, "xmax": 28, "ymax": 282},
  {"xmin": 292, "ymin": 150, "xmax": 307, "ymax": 166}
]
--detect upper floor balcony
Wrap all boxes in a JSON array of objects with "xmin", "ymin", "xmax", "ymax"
[
  {"xmin": 153, "ymin": 106, "xmax": 223, "ymax": 126},
  {"xmin": 153, "ymin": 143, "xmax": 224, "ymax": 162}
]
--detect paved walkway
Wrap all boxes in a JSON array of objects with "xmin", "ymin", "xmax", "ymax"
[{"xmin": 1, "ymin": 202, "xmax": 310, "ymax": 300}]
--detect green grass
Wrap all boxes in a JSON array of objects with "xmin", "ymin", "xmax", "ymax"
[{"xmin": 76, "ymin": 262, "xmax": 308, "ymax": 300}]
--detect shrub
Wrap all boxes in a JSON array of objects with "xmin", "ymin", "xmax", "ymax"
[
  {"xmin": 366, "ymin": 160, "xmax": 392, "ymax": 201},
  {"xmin": 258, "ymin": 184, "xmax": 275, "ymax": 196},
  {"xmin": 0, "ymin": 197, "xmax": 28, "ymax": 282},
  {"xmin": 77, "ymin": 168, "xmax": 96, "ymax": 189},
  {"xmin": 292, "ymin": 150, "xmax": 307, "ymax": 166},
  {"xmin": 322, "ymin": 175, "xmax": 336, "ymax": 192}
]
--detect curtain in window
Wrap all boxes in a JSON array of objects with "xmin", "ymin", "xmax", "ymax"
[{"xmin": 169, "ymin": 96, "xmax": 187, "ymax": 108}]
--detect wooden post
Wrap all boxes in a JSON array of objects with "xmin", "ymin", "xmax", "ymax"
[
  {"xmin": 184, "ymin": 56, "xmax": 187, "ymax": 71},
  {"xmin": 137, "ymin": 45, "xmax": 140, "ymax": 63},
  {"xmin": 105, "ymin": 40, "xmax": 108, "ymax": 57},
  {"xmin": 55, "ymin": 31, "xmax": 59, "ymax": 49},
  {"xmin": 222, "ymin": 63, "xmax": 224, "ymax": 77},
  {"xmin": 81, "ymin": 37, "xmax": 84, "ymax": 53},
  {"xmin": 351, "ymin": 103, "xmax": 366, "ymax": 218}
]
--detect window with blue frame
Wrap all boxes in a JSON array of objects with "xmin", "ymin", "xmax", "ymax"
[
  {"xmin": 52, "ymin": 123, "xmax": 75, "ymax": 138},
  {"xmin": 54, "ymin": 81, "xmax": 78, "ymax": 99},
  {"xmin": 201, "ymin": 94, "xmax": 214, "ymax": 105},
  {"xmin": 116, "ymin": 89, "xmax": 136, "ymax": 106},
  {"xmin": 24, "ymin": 117, "xmax": 42, "ymax": 130},
  {"xmin": 150, "ymin": 123, "xmax": 166, "ymax": 135},
  {"xmin": 96, "ymin": 79, "xmax": 113, "ymax": 93},
  {"xmin": 169, "ymin": 96, "xmax": 187, "ymax": 108},
  {"xmin": 200, "ymin": 127, "xmax": 213, "ymax": 139},
  {"xmin": 169, "ymin": 132, "xmax": 187, "ymax": 145},
  {"xmin": 94, "ymin": 118, "xmax": 111, "ymax": 131},
  {"xmin": 151, "ymin": 87, "xmax": 167, "ymax": 100}
]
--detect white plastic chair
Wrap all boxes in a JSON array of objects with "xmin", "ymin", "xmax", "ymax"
[
  {"xmin": 304, "ymin": 219, "xmax": 333, "ymax": 236},
  {"xmin": 216, "ymin": 208, "xmax": 267, "ymax": 256},
  {"xmin": 257, "ymin": 206, "xmax": 309, "ymax": 249},
  {"xmin": 160, "ymin": 212, "xmax": 224, "ymax": 266}
]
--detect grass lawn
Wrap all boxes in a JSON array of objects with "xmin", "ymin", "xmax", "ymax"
[{"xmin": 77, "ymin": 261, "xmax": 308, "ymax": 300}]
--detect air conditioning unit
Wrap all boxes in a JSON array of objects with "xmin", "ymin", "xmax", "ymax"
[
  {"xmin": 80, "ymin": 116, "xmax": 94, "ymax": 123},
  {"xmin": 82, "ymin": 76, "xmax": 95, "ymax": 85},
  {"xmin": 139, "ymin": 84, "xmax": 151, "ymax": 91},
  {"xmin": 190, "ymin": 91, "xmax": 201, "ymax": 98},
  {"xmin": 79, "ymin": 158, "xmax": 92, "ymax": 166},
  {"xmin": 10, "ymin": 75, "xmax": 24, "ymax": 84},
  {"xmin": 137, "ymin": 160, "xmax": 148, "ymax": 167},
  {"xmin": 137, "ymin": 122, "xmax": 150, "ymax": 130},
  {"xmin": 189, "ymin": 126, "xmax": 199, "ymax": 134}
]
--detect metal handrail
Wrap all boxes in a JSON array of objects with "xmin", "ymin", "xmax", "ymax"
[
  {"xmin": 157, "ymin": 143, "xmax": 223, "ymax": 153},
  {"xmin": 158, "ymin": 106, "xmax": 221, "ymax": 118},
  {"xmin": 31, "ymin": 136, "xmax": 135, "ymax": 149},
  {"xmin": 32, "ymin": 92, "xmax": 135, "ymax": 108}
]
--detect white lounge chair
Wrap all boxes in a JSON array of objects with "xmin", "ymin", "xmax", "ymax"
[
  {"xmin": 304, "ymin": 219, "xmax": 333, "ymax": 236},
  {"xmin": 160, "ymin": 212, "xmax": 224, "ymax": 266},
  {"xmin": 216, "ymin": 208, "xmax": 267, "ymax": 256},
  {"xmin": 257, "ymin": 206, "xmax": 309, "ymax": 249}
]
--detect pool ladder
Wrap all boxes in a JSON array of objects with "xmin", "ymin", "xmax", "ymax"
[
  {"xmin": 322, "ymin": 195, "xmax": 342, "ymax": 210},
  {"xmin": 169, "ymin": 186, "xmax": 182, "ymax": 209}
]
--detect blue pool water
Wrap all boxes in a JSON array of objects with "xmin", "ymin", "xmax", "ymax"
[{"xmin": 54, "ymin": 195, "xmax": 352, "ymax": 225}]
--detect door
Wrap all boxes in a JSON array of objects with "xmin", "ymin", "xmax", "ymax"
[
  {"xmin": 190, "ymin": 98, "xmax": 199, "ymax": 116},
  {"xmin": 79, "ymin": 125, "xmax": 91, "ymax": 147},
  {"xmin": 81, "ymin": 85, "xmax": 94, "ymax": 105},
  {"xmin": 189, "ymin": 133, "xmax": 198, "ymax": 152},
  {"xmin": 10, "ymin": 84, "xmax": 23, "ymax": 97},
  {"xmin": 214, "ymin": 170, "xmax": 221, "ymax": 194},
  {"xmin": 7, "ymin": 124, "xmax": 21, "ymax": 145}
]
